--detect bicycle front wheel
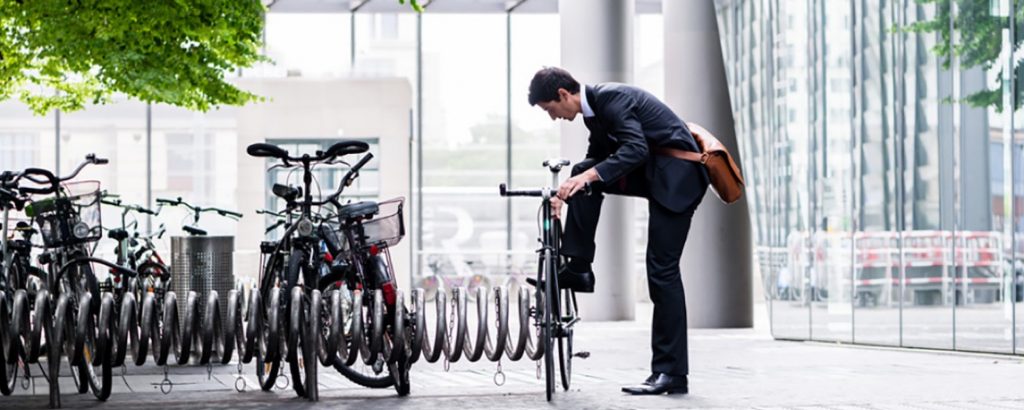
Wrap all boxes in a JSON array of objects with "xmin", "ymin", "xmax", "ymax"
[{"xmin": 542, "ymin": 251, "xmax": 558, "ymax": 402}]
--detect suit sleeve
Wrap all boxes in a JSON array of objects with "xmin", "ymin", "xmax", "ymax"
[{"xmin": 592, "ymin": 93, "xmax": 648, "ymax": 183}]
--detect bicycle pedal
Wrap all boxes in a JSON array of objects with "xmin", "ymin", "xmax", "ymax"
[{"xmin": 573, "ymin": 351, "xmax": 590, "ymax": 359}]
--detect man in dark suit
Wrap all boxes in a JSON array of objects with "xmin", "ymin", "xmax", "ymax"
[{"xmin": 528, "ymin": 67, "xmax": 708, "ymax": 395}]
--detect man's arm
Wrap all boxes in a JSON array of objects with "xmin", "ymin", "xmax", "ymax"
[{"xmin": 591, "ymin": 92, "xmax": 648, "ymax": 183}]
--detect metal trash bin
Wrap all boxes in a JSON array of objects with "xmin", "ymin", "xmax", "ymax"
[{"xmin": 170, "ymin": 236, "xmax": 235, "ymax": 333}]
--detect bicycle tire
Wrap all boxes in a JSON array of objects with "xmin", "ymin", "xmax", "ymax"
[
  {"xmin": 0, "ymin": 291, "xmax": 18, "ymax": 395},
  {"xmin": 288, "ymin": 286, "xmax": 307, "ymax": 398},
  {"xmin": 223, "ymin": 289, "xmax": 240, "ymax": 365},
  {"xmin": 330, "ymin": 289, "xmax": 392, "ymax": 389},
  {"xmin": 389, "ymin": 297, "xmax": 410, "ymax": 397},
  {"xmin": 113, "ymin": 292, "xmax": 137, "ymax": 367},
  {"xmin": 557, "ymin": 289, "xmax": 574, "ymax": 391},
  {"xmin": 86, "ymin": 292, "xmax": 113, "ymax": 401},
  {"xmin": 543, "ymin": 250, "xmax": 559, "ymax": 402},
  {"xmin": 331, "ymin": 356, "xmax": 393, "ymax": 388},
  {"xmin": 49, "ymin": 292, "xmax": 70, "ymax": 407},
  {"xmin": 200, "ymin": 291, "xmax": 223, "ymax": 365},
  {"xmin": 305, "ymin": 289, "xmax": 321, "ymax": 401},
  {"xmin": 177, "ymin": 291, "xmax": 199, "ymax": 365},
  {"xmin": 257, "ymin": 287, "xmax": 281, "ymax": 391},
  {"xmin": 136, "ymin": 292, "xmax": 155, "ymax": 366}
]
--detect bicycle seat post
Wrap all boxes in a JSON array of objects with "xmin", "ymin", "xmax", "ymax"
[{"xmin": 542, "ymin": 158, "xmax": 570, "ymax": 195}]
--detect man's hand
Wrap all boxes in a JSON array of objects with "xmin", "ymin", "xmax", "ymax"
[
  {"xmin": 557, "ymin": 168, "xmax": 600, "ymax": 200},
  {"xmin": 550, "ymin": 196, "xmax": 564, "ymax": 219}
]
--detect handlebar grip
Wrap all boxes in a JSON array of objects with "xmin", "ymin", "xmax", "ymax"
[
  {"xmin": 19, "ymin": 185, "xmax": 56, "ymax": 195},
  {"xmin": 246, "ymin": 143, "xmax": 289, "ymax": 159},
  {"xmin": 325, "ymin": 140, "xmax": 370, "ymax": 158},
  {"xmin": 93, "ymin": 157, "xmax": 109, "ymax": 165},
  {"xmin": 351, "ymin": 153, "xmax": 374, "ymax": 173},
  {"xmin": 220, "ymin": 210, "xmax": 243, "ymax": 218},
  {"xmin": 138, "ymin": 207, "xmax": 157, "ymax": 216},
  {"xmin": 156, "ymin": 198, "xmax": 177, "ymax": 205}
]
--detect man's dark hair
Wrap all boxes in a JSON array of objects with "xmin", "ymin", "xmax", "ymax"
[{"xmin": 528, "ymin": 66, "xmax": 580, "ymax": 106}]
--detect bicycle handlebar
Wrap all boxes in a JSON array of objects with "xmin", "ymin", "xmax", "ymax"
[
  {"xmin": 12, "ymin": 154, "xmax": 108, "ymax": 195},
  {"xmin": 498, "ymin": 182, "xmax": 591, "ymax": 198},
  {"xmin": 157, "ymin": 197, "xmax": 242, "ymax": 220},
  {"xmin": 246, "ymin": 140, "xmax": 369, "ymax": 164},
  {"xmin": 101, "ymin": 198, "xmax": 159, "ymax": 215},
  {"xmin": 317, "ymin": 153, "xmax": 374, "ymax": 206},
  {"xmin": 208, "ymin": 207, "xmax": 243, "ymax": 219}
]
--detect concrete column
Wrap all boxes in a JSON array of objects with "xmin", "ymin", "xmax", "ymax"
[
  {"xmin": 559, "ymin": 0, "xmax": 635, "ymax": 321},
  {"xmin": 664, "ymin": 0, "xmax": 753, "ymax": 328}
]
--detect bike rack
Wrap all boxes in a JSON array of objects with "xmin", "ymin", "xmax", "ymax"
[{"xmin": 0, "ymin": 282, "xmax": 552, "ymax": 408}]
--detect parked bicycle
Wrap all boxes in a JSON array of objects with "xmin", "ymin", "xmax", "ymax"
[
  {"xmin": 499, "ymin": 158, "xmax": 586, "ymax": 401},
  {"xmin": 248, "ymin": 139, "xmax": 413, "ymax": 399}
]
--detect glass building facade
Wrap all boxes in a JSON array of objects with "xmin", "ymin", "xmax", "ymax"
[{"xmin": 717, "ymin": 0, "xmax": 1024, "ymax": 354}]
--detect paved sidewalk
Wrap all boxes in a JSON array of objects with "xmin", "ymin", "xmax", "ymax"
[{"xmin": 3, "ymin": 303, "xmax": 1024, "ymax": 409}]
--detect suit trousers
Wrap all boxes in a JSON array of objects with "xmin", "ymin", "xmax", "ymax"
[{"xmin": 562, "ymin": 160, "xmax": 696, "ymax": 376}]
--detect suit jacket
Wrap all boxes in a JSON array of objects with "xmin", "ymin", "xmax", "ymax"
[{"xmin": 583, "ymin": 83, "xmax": 709, "ymax": 213}]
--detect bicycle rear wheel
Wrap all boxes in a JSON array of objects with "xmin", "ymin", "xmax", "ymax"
[{"xmin": 557, "ymin": 288, "xmax": 576, "ymax": 390}]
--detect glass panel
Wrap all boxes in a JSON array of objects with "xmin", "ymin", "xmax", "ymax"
[
  {"xmin": 808, "ymin": 0, "xmax": 855, "ymax": 343},
  {"xmin": 951, "ymin": 0, "xmax": 1015, "ymax": 353},
  {"xmin": 900, "ymin": 0, "xmax": 954, "ymax": 350},
  {"xmin": 716, "ymin": 0, "xmax": 813, "ymax": 339},
  {"xmin": 1016, "ymin": 1, "xmax": 1024, "ymax": 356},
  {"xmin": 773, "ymin": 0, "xmax": 813, "ymax": 340},
  {"xmin": 420, "ymin": 14, "xmax": 508, "ymax": 287},
  {"xmin": 851, "ymin": 0, "xmax": 902, "ymax": 346}
]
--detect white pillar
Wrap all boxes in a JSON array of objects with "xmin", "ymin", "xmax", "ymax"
[
  {"xmin": 559, "ymin": 0, "xmax": 636, "ymax": 321},
  {"xmin": 664, "ymin": 0, "xmax": 753, "ymax": 328}
]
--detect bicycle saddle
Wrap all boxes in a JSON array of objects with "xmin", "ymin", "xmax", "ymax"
[
  {"xmin": 338, "ymin": 201, "xmax": 379, "ymax": 221},
  {"xmin": 183, "ymin": 226, "xmax": 207, "ymax": 236},
  {"xmin": 107, "ymin": 228, "xmax": 129, "ymax": 241}
]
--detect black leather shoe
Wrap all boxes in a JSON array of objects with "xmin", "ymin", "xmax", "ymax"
[
  {"xmin": 525, "ymin": 265, "xmax": 595, "ymax": 293},
  {"xmin": 643, "ymin": 373, "xmax": 659, "ymax": 385},
  {"xmin": 621, "ymin": 374, "xmax": 688, "ymax": 395}
]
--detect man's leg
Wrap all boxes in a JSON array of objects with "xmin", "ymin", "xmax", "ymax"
[
  {"xmin": 646, "ymin": 200, "xmax": 696, "ymax": 377},
  {"xmin": 562, "ymin": 160, "xmax": 648, "ymax": 264}
]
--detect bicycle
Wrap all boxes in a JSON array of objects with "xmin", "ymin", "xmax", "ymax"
[
  {"xmin": 9, "ymin": 154, "xmax": 134, "ymax": 404},
  {"xmin": 0, "ymin": 177, "xmax": 41, "ymax": 396},
  {"xmin": 499, "ymin": 158, "xmax": 585, "ymax": 401},
  {"xmin": 248, "ymin": 140, "xmax": 385, "ymax": 400},
  {"xmin": 99, "ymin": 194, "xmax": 169, "ymax": 367}
]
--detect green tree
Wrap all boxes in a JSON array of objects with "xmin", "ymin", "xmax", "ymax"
[
  {"xmin": 906, "ymin": 0, "xmax": 1023, "ymax": 111},
  {"xmin": 1, "ymin": 0, "xmax": 423, "ymax": 115},
  {"xmin": 0, "ymin": 0, "xmax": 268, "ymax": 114}
]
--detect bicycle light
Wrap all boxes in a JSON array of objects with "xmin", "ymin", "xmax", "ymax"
[
  {"xmin": 297, "ymin": 218, "xmax": 314, "ymax": 237},
  {"xmin": 73, "ymin": 221, "xmax": 90, "ymax": 239}
]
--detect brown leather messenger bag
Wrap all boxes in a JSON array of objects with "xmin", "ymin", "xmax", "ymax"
[{"xmin": 653, "ymin": 122, "xmax": 745, "ymax": 204}]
